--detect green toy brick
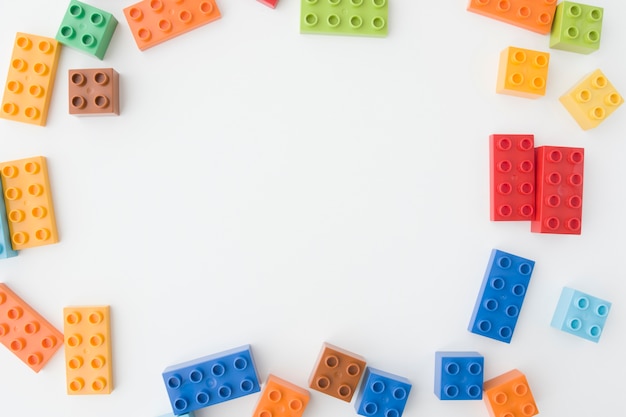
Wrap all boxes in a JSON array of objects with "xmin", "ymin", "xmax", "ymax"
[
  {"xmin": 550, "ymin": 2, "xmax": 603, "ymax": 55},
  {"xmin": 300, "ymin": 0, "xmax": 388, "ymax": 38},
  {"xmin": 55, "ymin": 0, "xmax": 118, "ymax": 60}
]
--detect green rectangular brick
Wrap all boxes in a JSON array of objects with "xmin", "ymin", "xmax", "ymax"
[
  {"xmin": 550, "ymin": 1, "xmax": 603, "ymax": 55},
  {"xmin": 56, "ymin": 0, "xmax": 118, "ymax": 60},
  {"xmin": 300, "ymin": 0, "xmax": 388, "ymax": 38}
]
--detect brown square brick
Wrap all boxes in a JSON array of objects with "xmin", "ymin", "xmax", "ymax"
[
  {"xmin": 68, "ymin": 68, "xmax": 119, "ymax": 116},
  {"xmin": 308, "ymin": 342, "xmax": 366, "ymax": 402}
]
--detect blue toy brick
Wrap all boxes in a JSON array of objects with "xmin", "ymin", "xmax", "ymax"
[
  {"xmin": 551, "ymin": 287, "xmax": 611, "ymax": 343},
  {"xmin": 468, "ymin": 249, "xmax": 535, "ymax": 343},
  {"xmin": 0, "ymin": 181, "xmax": 18, "ymax": 259},
  {"xmin": 355, "ymin": 367, "xmax": 411, "ymax": 417},
  {"xmin": 162, "ymin": 345, "xmax": 261, "ymax": 415},
  {"xmin": 434, "ymin": 352, "xmax": 483, "ymax": 400}
]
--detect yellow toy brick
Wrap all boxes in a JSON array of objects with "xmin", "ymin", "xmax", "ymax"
[
  {"xmin": 559, "ymin": 69, "xmax": 623, "ymax": 130},
  {"xmin": 64, "ymin": 306, "xmax": 113, "ymax": 395},
  {"xmin": 496, "ymin": 46, "xmax": 549, "ymax": 99},
  {"xmin": 0, "ymin": 33, "xmax": 61, "ymax": 126},
  {"xmin": 0, "ymin": 156, "xmax": 58, "ymax": 250}
]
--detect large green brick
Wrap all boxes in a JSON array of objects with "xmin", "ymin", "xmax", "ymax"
[
  {"xmin": 550, "ymin": 1, "xmax": 603, "ymax": 55},
  {"xmin": 56, "ymin": 0, "xmax": 118, "ymax": 59},
  {"xmin": 300, "ymin": 0, "xmax": 388, "ymax": 38}
]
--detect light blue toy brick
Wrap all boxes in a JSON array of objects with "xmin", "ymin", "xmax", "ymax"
[
  {"xmin": 0, "ymin": 181, "xmax": 18, "ymax": 259},
  {"xmin": 434, "ymin": 352, "xmax": 483, "ymax": 400},
  {"xmin": 157, "ymin": 412, "xmax": 195, "ymax": 417},
  {"xmin": 468, "ymin": 249, "xmax": 535, "ymax": 343},
  {"xmin": 355, "ymin": 367, "xmax": 411, "ymax": 417},
  {"xmin": 163, "ymin": 345, "xmax": 261, "ymax": 415},
  {"xmin": 551, "ymin": 287, "xmax": 611, "ymax": 343}
]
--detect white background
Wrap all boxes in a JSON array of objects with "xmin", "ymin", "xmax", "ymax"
[{"xmin": 0, "ymin": 1, "xmax": 624, "ymax": 416}]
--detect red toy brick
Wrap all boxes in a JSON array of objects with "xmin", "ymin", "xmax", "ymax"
[
  {"xmin": 258, "ymin": 0, "xmax": 278, "ymax": 8},
  {"xmin": 490, "ymin": 134, "xmax": 535, "ymax": 221},
  {"xmin": 531, "ymin": 146, "xmax": 584, "ymax": 234}
]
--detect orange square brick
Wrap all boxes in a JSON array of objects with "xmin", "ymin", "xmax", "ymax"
[
  {"xmin": 308, "ymin": 342, "xmax": 366, "ymax": 402},
  {"xmin": 497, "ymin": 46, "xmax": 550, "ymax": 99},
  {"xmin": 0, "ymin": 283, "xmax": 63, "ymax": 372},
  {"xmin": 68, "ymin": 68, "xmax": 119, "ymax": 116},
  {"xmin": 253, "ymin": 374, "xmax": 310, "ymax": 417},
  {"xmin": 483, "ymin": 369, "xmax": 538, "ymax": 417},
  {"xmin": 467, "ymin": 0, "xmax": 558, "ymax": 34}
]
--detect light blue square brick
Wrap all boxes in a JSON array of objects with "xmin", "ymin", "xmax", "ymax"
[{"xmin": 551, "ymin": 287, "xmax": 611, "ymax": 343}]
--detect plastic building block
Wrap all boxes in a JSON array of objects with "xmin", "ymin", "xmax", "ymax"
[
  {"xmin": 157, "ymin": 413, "xmax": 195, "ymax": 417},
  {"xmin": 163, "ymin": 345, "xmax": 260, "ymax": 415},
  {"xmin": 467, "ymin": 0, "xmax": 557, "ymax": 34},
  {"xmin": 355, "ymin": 367, "xmax": 411, "ymax": 417},
  {"xmin": 68, "ymin": 68, "xmax": 120, "ymax": 116},
  {"xmin": 253, "ymin": 374, "xmax": 311, "ymax": 417},
  {"xmin": 123, "ymin": 0, "xmax": 221, "ymax": 51},
  {"xmin": 0, "ymin": 283, "xmax": 63, "ymax": 372},
  {"xmin": 55, "ymin": 0, "xmax": 118, "ymax": 60},
  {"xmin": 258, "ymin": 0, "xmax": 279, "ymax": 8},
  {"xmin": 308, "ymin": 342, "xmax": 366, "ymax": 402},
  {"xmin": 64, "ymin": 306, "xmax": 112, "ymax": 394},
  {"xmin": 0, "ymin": 33, "xmax": 60, "ymax": 126},
  {"xmin": 469, "ymin": 249, "xmax": 534, "ymax": 343},
  {"xmin": 434, "ymin": 352, "xmax": 483, "ymax": 400},
  {"xmin": 0, "ymin": 181, "xmax": 18, "ymax": 259},
  {"xmin": 483, "ymin": 369, "xmax": 538, "ymax": 417},
  {"xmin": 559, "ymin": 69, "xmax": 623, "ymax": 130},
  {"xmin": 0, "ymin": 156, "xmax": 58, "ymax": 250},
  {"xmin": 490, "ymin": 134, "xmax": 535, "ymax": 221},
  {"xmin": 550, "ymin": 2, "xmax": 603, "ymax": 54},
  {"xmin": 496, "ymin": 46, "xmax": 549, "ymax": 99},
  {"xmin": 300, "ymin": 0, "xmax": 388, "ymax": 38},
  {"xmin": 531, "ymin": 146, "xmax": 584, "ymax": 234},
  {"xmin": 551, "ymin": 287, "xmax": 611, "ymax": 343}
]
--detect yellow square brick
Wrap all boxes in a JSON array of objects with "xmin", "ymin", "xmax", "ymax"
[{"xmin": 496, "ymin": 46, "xmax": 550, "ymax": 99}]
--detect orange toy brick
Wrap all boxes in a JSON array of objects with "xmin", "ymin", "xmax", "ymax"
[
  {"xmin": 0, "ymin": 283, "xmax": 63, "ymax": 372},
  {"xmin": 483, "ymin": 369, "xmax": 538, "ymax": 417},
  {"xmin": 0, "ymin": 33, "xmax": 61, "ymax": 126},
  {"xmin": 496, "ymin": 46, "xmax": 549, "ymax": 99},
  {"xmin": 0, "ymin": 156, "xmax": 58, "ymax": 250},
  {"xmin": 308, "ymin": 342, "xmax": 366, "ymax": 402},
  {"xmin": 68, "ymin": 68, "xmax": 120, "ymax": 116},
  {"xmin": 64, "ymin": 306, "xmax": 112, "ymax": 395},
  {"xmin": 123, "ymin": 0, "xmax": 221, "ymax": 51},
  {"xmin": 467, "ymin": 0, "xmax": 558, "ymax": 35},
  {"xmin": 253, "ymin": 374, "xmax": 310, "ymax": 417}
]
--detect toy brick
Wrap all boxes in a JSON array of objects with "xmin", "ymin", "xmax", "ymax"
[
  {"xmin": 0, "ymin": 156, "xmax": 58, "ymax": 250},
  {"xmin": 469, "ymin": 249, "xmax": 534, "ymax": 344},
  {"xmin": 490, "ymin": 134, "xmax": 535, "ymax": 221},
  {"xmin": 550, "ymin": 2, "xmax": 603, "ymax": 54},
  {"xmin": 308, "ymin": 342, "xmax": 366, "ymax": 402},
  {"xmin": 559, "ymin": 69, "xmax": 623, "ymax": 130},
  {"xmin": 0, "ymin": 33, "xmax": 60, "ymax": 126},
  {"xmin": 64, "ymin": 306, "xmax": 113, "ymax": 394},
  {"xmin": 483, "ymin": 369, "xmax": 538, "ymax": 417},
  {"xmin": 55, "ymin": 0, "xmax": 118, "ymax": 60},
  {"xmin": 434, "ymin": 352, "xmax": 483, "ymax": 400},
  {"xmin": 0, "ymin": 181, "xmax": 18, "ymax": 259},
  {"xmin": 355, "ymin": 367, "xmax": 411, "ymax": 417},
  {"xmin": 300, "ymin": 0, "xmax": 388, "ymax": 38},
  {"xmin": 496, "ymin": 46, "xmax": 549, "ymax": 99},
  {"xmin": 124, "ymin": 0, "xmax": 221, "ymax": 51},
  {"xmin": 253, "ymin": 374, "xmax": 310, "ymax": 417},
  {"xmin": 163, "ymin": 345, "xmax": 261, "ymax": 415},
  {"xmin": 467, "ymin": 0, "xmax": 557, "ymax": 34},
  {"xmin": 157, "ymin": 413, "xmax": 195, "ymax": 417},
  {"xmin": 68, "ymin": 68, "xmax": 119, "ymax": 116},
  {"xmin": 551, "ymin": 287, "xmax": 611, "ymax": 343},
  {"xmin": 531, "ymin": 146, "xmax": 584, "ymax": 234},
  {"xmin": 0, "ymin": 283, "xmax": 63, "ymax": 372},
  {"xmin": 258, "ymin": 0, "xmax": 279, "ymax": 8}
]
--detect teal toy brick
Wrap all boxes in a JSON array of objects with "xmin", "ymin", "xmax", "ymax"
[
  {"xmin": 551, "ymin": 287, "xmax": 611, "ymax": 343},
  {"xmin": 55, "ymin": 0, "xmax": 118, "ymax": 59},
  {"xmin": 550, "ymin": 2, "xmax": 603, "ymax": 54},
  {"xmin": 355, "ymin": 367, "xmax": 411, "ymax": 417},
  {"xmin": 301, "ymin": 0, "xmax": 388, "ymax": 38},
  {"xmin": 0, "ymin": 181, "xmax": 18, "ymax": 259},
  {"xmin": 157, "ymin": 412, "xmax": 195, "ymax": 417},
  {"xmin": 434, "ymin": 352, "xmax": 483, "ymax": 400}
]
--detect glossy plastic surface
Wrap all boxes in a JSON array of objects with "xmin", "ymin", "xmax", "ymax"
[
  {"xmin": 550, "ymin": 1, "xmax": 603, "ymax": 54},
  {"xmin": 551, "ymin": 287, "xmax": 611, "ymax": 342},
  {"xmin": 483, "ymin": 369, "xmax": 538, "ymax": 417},
  {"xmin": 300, "ymin": 0, "xmax": 388, "ymax": 38},
  {"xmin": 68, "ymin": 68, "xmax": 120, "ymax": 116},
  {"xmin": 355, "ymin": 367, "xmax": 412, "ymax": 417},
  {"xmin": 308, "ymin": 342, "xmax": 366, "ymax": 402},
  {"xmin": 434, "ymin": 351, "xmax": 483, "ymax": 400},
  {"xmin": 496, "ymin": 46, "xmax": 549, "ymax": 99},
  {"xmin": 253, "ymin": 374, "xmax": 311, "ymax": 417},
  {"xmin": 467, "ymin": 0, "xmax": 557, "ymax": 34}
]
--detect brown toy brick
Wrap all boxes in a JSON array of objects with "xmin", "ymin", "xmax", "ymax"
[
  {"xmin": 68, "ymin": 68, "xmax": 119, "ymax": 116},
  {"xmin": 308, "ymin": 342, "xmax": 366, "ymax": 402}
]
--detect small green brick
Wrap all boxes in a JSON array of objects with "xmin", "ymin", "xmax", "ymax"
[
  {"xmin": 300, "ymin": 0, "xmax": 388, "ymax": 38},
  {"xmin": 550, "ymin": 1, "xmax": 603, "ymax": 55},
  {"xmin": 56, "ymin": 0, "xmax": 118, "ymax": 60}
]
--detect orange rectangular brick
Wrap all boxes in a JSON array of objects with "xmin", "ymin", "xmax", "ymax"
[
  {"xmin": 68, "ymin": 68, "xmax": 120, "ymax": 116},
  {"xmin": 467, "ymin": 0, "xmax": 558, "ymax": 35},
  {"xmin": 308, "ymin": 342, "xmax": 366, "ymax": 402},
  {"xmin": 0, "ymin": 283, "xmax": 63, "ymax": 372},
  {"xmin": 483, "ymin": 369, "xmax": 538, "ymax": 417},
  {"xmin": 253, "ymin": 374, "xmax": 310, "ymax": 417}
]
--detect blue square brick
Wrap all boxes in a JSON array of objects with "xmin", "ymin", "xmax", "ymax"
[
  {"xmin": 551, "ymin": 287, "xmax": 611, "ymax": 343},
  {"xmin": 355, "ymin": 367, "xmax": 411, "ymax": 417},
  {"xmin": 434, "ymin": 352, "xmax": 483, "ymax": 400},
  {"xmin": 163, "ymin": 345, "xmax": 261, "ymax": 415},
  {"xmin": 468, "ymin": 249, "xmax": 535, "ymax": 343}
]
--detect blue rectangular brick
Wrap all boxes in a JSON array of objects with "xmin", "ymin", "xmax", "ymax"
[
  {"xmin": 0, "ymin": 180, "xmax": 18, "ymax": 259},
  {"xmin": 355, "ymin": 367, "xmax": 411, "ymax": 417},
  {"xmin": 551, "ymin": 287, "xmax": 611, "ymax": 343},
  {"xmin": 434, "ymin": 351, "xmax": 483, "ymax": 400}
]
